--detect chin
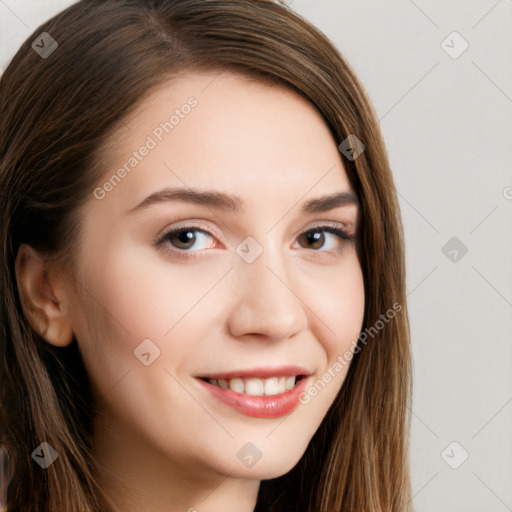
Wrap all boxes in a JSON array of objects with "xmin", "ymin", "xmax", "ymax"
[{"xmin": 224, "ymin": 443, "xmax": 307, "ymax": 480}]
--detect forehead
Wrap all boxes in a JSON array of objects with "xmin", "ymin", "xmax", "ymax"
[{"xmin": 93, "ymin": 71, "xmax": 352, "ymax": 215}]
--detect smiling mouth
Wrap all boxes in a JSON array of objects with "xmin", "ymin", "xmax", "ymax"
[{"xmin": 198, "ymin": 375, "xmax": 307, "ymax": 396}]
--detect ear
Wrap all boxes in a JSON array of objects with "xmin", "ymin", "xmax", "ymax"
[{"xmin": 15, "ymin": 244, "xmax": 74, "ymax": 347}]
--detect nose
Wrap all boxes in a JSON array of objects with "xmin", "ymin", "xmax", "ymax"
[{"xmin": 226, "ymin": 245, "xmax": 309, "ymax": 342}]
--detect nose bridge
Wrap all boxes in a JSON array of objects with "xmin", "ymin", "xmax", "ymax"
[{"xmin": 226, "ymin": 236, "xmax": 308, "ymax": 340}]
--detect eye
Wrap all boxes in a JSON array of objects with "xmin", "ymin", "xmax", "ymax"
[
  {"xmin": 296, "ymin": 225, "xmax": 353, "ymax": 252},
  {"xmin": 156, "ymin": 226, "xmax": 215, "ymax": 252}
]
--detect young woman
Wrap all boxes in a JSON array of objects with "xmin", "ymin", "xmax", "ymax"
[{"xmin": 0, "ymin": 1, "xmax": 413, "ymax": 510}]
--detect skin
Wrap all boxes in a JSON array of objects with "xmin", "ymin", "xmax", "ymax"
[{"xmin": 16, "ymin": 71, "xmax": 365, "ymax": 512}]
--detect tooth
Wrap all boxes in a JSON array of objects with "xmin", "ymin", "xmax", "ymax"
[
  {"xmin": 245, "ymin": 378, "xmax": 264, "ymax": 396},
  {"xmin": 285, "ymin": 376, "xmax": 296, "ymax": 390},
  {"xmin": 229, "ymin": 378, "xmax": 244, "ymax": 393},
  {"xmin": 212, "ymin": 376, "xmax": 298, "ymax": 394},
  {"xmin": 264, "ymin": 377, "xmax": 280, "ymax": 395}
]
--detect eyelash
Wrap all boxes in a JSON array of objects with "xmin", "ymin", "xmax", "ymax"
[{"xmin": 153, "ymin": 223, "xmax": 355, "ymax": 260}]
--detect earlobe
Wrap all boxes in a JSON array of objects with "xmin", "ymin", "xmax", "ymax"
[
  {"xmin": 44, "ymin": 321, "xmax": 74, "ymax": 347},
  {"xmin": 15, "ymin": 244, "xmax": 74, "ymax": 347}
]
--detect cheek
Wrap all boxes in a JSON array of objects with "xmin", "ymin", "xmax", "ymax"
[
  {"xmin": 92, "ymin": 244, "xmax": 233, "ymax": 335},
  {"xmin": 291, "ymin": 256, "xmax": 364, "ymax": 432},
  {"xmin": 69, "ymin": 245, "xmax": 230, "ymax": 390},
  {"xmin": 67, "ymin": 259, "xmax": 216, "ymax": 447},
  {"xmin": 304, "ymin": 252, "xmax": 365, "ymax": 356}
]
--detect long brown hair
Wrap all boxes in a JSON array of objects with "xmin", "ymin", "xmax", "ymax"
[{"xmin": 0, "ymin": 1, "xmax": 413, "ymax": 510}]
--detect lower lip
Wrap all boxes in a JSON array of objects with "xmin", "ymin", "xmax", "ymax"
[{"xmin": 196, "ymin": 377, "xmax": 309, "ymax": 418}]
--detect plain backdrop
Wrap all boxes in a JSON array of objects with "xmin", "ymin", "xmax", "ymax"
[{"xmin": 1, "ymin": 1, "xmax": 511, "ymax": 510}]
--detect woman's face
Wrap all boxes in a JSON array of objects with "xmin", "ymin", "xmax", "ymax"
[{"xmin": 65, "ymin": 71, "xmax": 365, "ymax": 482}]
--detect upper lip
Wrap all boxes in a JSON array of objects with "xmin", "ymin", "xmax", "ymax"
[{"xmin": 197, "ymin": 365, "xmax": 313, "ymax": 380}]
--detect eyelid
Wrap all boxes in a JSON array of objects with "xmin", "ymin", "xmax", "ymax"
[
  {"xmin": 152, "ymin": 220, "xmax": 223, "ymax": 247},
  {"xmin": 301, "ymin": 219, "xmax": 353, "ymax": 235}
]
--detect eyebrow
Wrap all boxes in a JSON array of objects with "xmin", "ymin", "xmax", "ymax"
[{"xmin": 127, "ymin": 186, "xmax": 359, "ymax": 215}]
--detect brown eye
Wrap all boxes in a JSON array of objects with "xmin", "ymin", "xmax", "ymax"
[
  {"xmin": 168, "ymin": 229, "xmax": 196, "ymax": 249},
  {"xmin": 297, "ymin": 226, "xmax": 351, "ymax": 251},
  {"xmin": 157, "ymin": 227, "xmax": 215, "ymax": 252},
  {"xmin": 298, "ymin": 231, "xmax": 325, "ymax": 250}
]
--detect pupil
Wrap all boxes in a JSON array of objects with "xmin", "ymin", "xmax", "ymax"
[
  {"xmin": 176, "ymin": 230, "xmax": 194, "ymax": 246},
  {"xmin": 307, "ymin": 231, "xmax": 323, "ymax": 248}
]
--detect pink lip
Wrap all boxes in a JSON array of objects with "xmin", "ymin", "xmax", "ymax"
[{"xmin": 196, "ymin": 372, "xmax": 311, "ymax": 419}]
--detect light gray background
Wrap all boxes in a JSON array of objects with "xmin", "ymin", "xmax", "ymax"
[{"xmin": 1, "ymin": 1, "xmax": 511, "ymax": 510}]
